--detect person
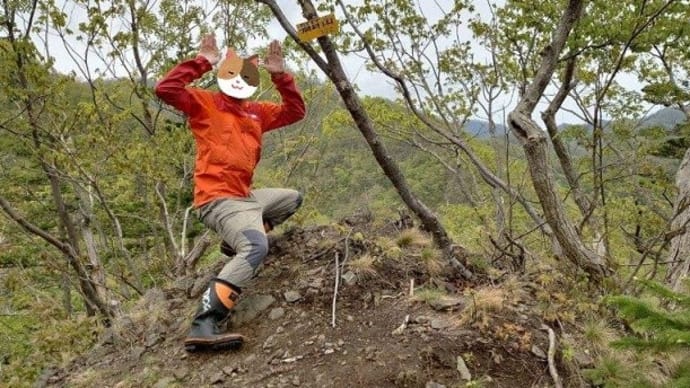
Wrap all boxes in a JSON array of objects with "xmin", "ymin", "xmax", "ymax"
[{"xmin": 155, "ymin": 34, "xmax": 306, "ymax": 352}]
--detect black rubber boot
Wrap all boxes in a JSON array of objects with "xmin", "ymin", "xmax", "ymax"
[{"xmin": 184, "ymin": 279, "xmax": 244, "ymax": 352}]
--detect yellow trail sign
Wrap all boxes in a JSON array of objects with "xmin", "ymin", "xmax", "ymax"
[{"xmin": 296, "ymin": 14, "xmax": 339, "ymax": 42}]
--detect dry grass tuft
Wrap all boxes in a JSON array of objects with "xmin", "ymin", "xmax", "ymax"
[
  {"xmin": 347, "ymin": 253, "xmax": 378, "ymax": 278},
  {"xmin": 458, "ymin": 286, "xmax": 508, "ymax": 328},
  {"xmin": 420, "ymin": 247, "xmax": 444, "ymax": 276},
  {"xmin": 471, "ymin": 287, "xmax": 507, "ymax": 313},
  {"xmin": 582, "ymin": 318, "xmax": 618, "ymax": 353},
  {"xmin": 375, "ymin": 236, "xmax": 403, "ymax": 260},
  {"xmin": 411, "ymin": 287, "xmax": 447, "ymax": 305},
  {"xmin": 395, "ymin": 228, "xmax": 432, "ymax": 249}
]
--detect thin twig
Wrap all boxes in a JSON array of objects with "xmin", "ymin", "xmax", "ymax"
[
  {"xmin": 155, "ymin": 181, "xmax": 178, "ymax": 257},
  {"xmin": 180, "ymin": 205, "xmax": 194, "ymax": 257},
  {"xmin": 542, "ymin": 324, "xmax": 563, "ymax": 388},
  {"xmin": 331, "ymin": 252, "xmax": 340, "ymax": 328},
  {"xmin": 339, "ymin": 228, "xmax": 354, "ymax": 272}
]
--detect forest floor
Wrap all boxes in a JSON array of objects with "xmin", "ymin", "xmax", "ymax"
[{"xmin": 39, "ymin": 217, "xmax": 588, "ymax": 388}]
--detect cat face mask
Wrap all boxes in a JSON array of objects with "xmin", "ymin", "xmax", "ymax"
[{"xmin": 217, "ymin": 49, "xmax": 260, "ymax": 99}]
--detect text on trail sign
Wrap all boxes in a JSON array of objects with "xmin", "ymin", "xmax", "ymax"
[{"xmin": 296, "ymin": 14, "xmax": 339, "ymax": 42}]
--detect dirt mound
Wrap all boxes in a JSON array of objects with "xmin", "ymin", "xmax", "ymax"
[{"xmin": 41, "ymin": 221, "xmax": 565, "ymax": 387}]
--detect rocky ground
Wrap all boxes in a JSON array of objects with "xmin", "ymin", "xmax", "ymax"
[{"xmin": 39, "ymin": 220, "xmax": 577, "ymax": 388}]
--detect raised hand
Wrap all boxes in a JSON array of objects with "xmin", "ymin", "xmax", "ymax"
[
  {"xmin": 263, "ymin": 40, "xmax": 285, "ymax": 75},
  {"xmin": 198, "ymin": 34, "xmax": 221, "ymax": 65}
]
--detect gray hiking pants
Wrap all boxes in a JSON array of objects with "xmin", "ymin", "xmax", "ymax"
[{"xmin": 198, "ymin": 188, "xmax": 303, "ymax": 289}]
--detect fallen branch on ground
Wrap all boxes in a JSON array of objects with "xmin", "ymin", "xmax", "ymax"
[{"xmin": 542, "ymin": 324, "xmax": 562, "ymax": 388}]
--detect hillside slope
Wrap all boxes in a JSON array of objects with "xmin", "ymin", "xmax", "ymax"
[{"xmin": 40, "ymin": 219, "xmax": 569, "ymax": 388}]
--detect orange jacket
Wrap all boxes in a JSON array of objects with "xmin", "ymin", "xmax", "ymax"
[{"xmin": 155, "ymin": 56, "xmax": 306, "ymax": 207}]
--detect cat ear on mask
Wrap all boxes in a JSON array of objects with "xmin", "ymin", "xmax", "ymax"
[
  {"xmin": 225, "ymin": 48, "xmax": 239, "ymax": 60},
  {"xmin": 247, "ymin": 54, "xmax": 259, "ymax": 67}
]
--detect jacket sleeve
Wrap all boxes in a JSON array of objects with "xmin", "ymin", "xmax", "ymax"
[
  {"xmin": 154, "ymin": 56, "xmax": 213, "ymax": 116},
  {"xmin": 258, "ymin": 72, "xmax": 307, "ymax": 132}
]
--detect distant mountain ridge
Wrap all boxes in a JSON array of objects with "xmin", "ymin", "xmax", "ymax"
[
  {"xmin": 465, "ymin": 119, "xmax": 508, "ymax": 138},
  {"xmin": 465, "ymin": 107, "xmax": 688, "ymax": 138},
  {"xmin": 639, "ymin": 107, "xmax": 687, "ymax": 129}
]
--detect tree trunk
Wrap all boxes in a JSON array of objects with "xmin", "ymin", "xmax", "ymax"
[
  {"xmin": 507, "ymin": 0, "xmax": 611, "ymax": 283},
  {"xmin": 258, "ymin": 0, "xmax": 473, "ymax": 279},
  {"xmin": 74, "ymin": 182, "xmax": 109, "ymax": 305},
  {"xmin": 0, "ymin": 196, "xmax": 114, "ymax": 319},
  {"xmin": 4, "ymin": 0, "xmax": 114, "ymax": 319},
  {"xmin": 541, "ymin": 57, "xmax": 591, "ymax": 217},
  {"xmin": 332, "ymin": 0, "xmax": 552, "ymax": 238},
  {"xmin": 665, "ymin": 147, "xmax": 690, "ymax": 291}
]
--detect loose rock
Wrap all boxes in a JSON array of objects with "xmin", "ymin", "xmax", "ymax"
[{"xmin": 284, "ymin": 291, "xmax": 302, "ymax": 303}]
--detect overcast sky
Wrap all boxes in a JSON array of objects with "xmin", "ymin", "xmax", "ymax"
[
  {"xmin": 251, "ymin": 1, "xmax": 651, "ymax": 126},
  {"xmin": 48, "ymin": 0, "xmax": 517, "ymax": 120},
  {"xmin": 258, "ymin": 1, "xmax": 502, "ymax": 110},
  {"xmin": 44, "ymin": 0, "xmax": 654, "ymax": 126}
]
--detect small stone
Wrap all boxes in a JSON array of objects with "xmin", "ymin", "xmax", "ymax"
[
  {"xmin": 456, "ymin": 356, "xmax": 472, "ymax": 381},
  {"xmin": 429, "ymin": 296, "xmax": 465, "ymax": 311},
  {"xmin": 341, "ymin": 271, "xmax": 356, "ymax": 285},
  {"xmin": 284, "ymin": 291, "xmax": 302, "ymax": 303},
  {"xmin": 365, "ymin": 346, "xmax": 377, "ymax": 360},
  {"xmin": 531, "ymin": 345, "xmax": 547, "ymax": 359},
  {"xmin": 172, "ymin": 367, "xmax": 189, "ymax": 379},
  {"xmin": 145, "ymin": 333, "xmax": 163, "ymax": 348},
  {"xmin": 210, "ymin": 372, "xmax": 225, "ymax": 384},
  {"xmin": 324, "ymin": 349, "xmax": 335, "ymax": 355},
  {"xmin": 263, "ymin": 335, "xmax": 277, "ymax": 349},
  {"xmin": 425, "ymin": 382, "xmax": 446, "ymax": 388},
  {"xmin": 269, "ymin": 307, "xmax": 285, "ymax": 320},
  {"xmin": 430, "ymin": 319, "xmax": 450, "ymax": 330},
  {"xmin": 574, "ymin": 349, "xmax": 595, "ymax": 367},
  {"xmin": 233, "ymin": 294, "xmax": 276, "ymax": 325}
]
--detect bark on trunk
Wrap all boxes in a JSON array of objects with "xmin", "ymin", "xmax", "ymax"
[
  {"xmin": 258, "ymin": 0, "xmax": 473, "ymax": 279},
  {"xmin": 666, "ymin": 147, "xmax": 690, "ymax": 291},
  {"xmin": 541, "ymin": 57, "xmax": 591, "ymax": 217},
  {"xmin": 507, "ymin": 0, "xmax": 611, "ymax": 282},
  {"xmin": 75, "ymin": 183, "xmax": 109, "ymax": 306},
  {"xmin": 508, "ymin": 120, "xmax": 610, "ymax": 280},
  {"xmin": 0, "ymin": 196, "xmax": 114, "ymax": 319}
]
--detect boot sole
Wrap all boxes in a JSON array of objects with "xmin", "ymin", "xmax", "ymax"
[{"xmin": 184, "ymin": 334, "xmax": 245, "ymax": 353}]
